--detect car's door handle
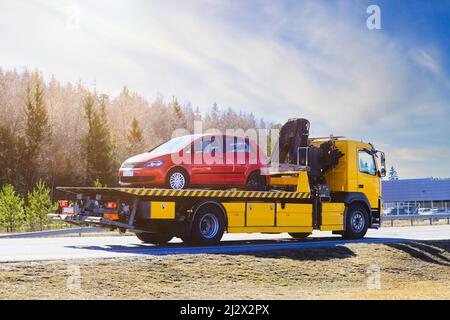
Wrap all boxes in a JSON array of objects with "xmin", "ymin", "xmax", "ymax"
[{"xmin": 358, "ymin": 184, "xmax": 364, "ymax": 188}]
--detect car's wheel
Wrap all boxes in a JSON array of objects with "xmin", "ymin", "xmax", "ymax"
[
  {"xmin": 135, "ymin": 232, "xmax": 173, "ymax": 245},
  {"xmin": 183, "ymin": 206, "xmax": 225, "ymax": 246},
  {"xmin": 246, "ymin": 171, "xmax": 266, "ymax": 191},
  {"xmin": 342, "ymin": 203, "xmax": 369, "ymax": 239},
  {"xmin": 166, "ymin": 169, "xmax": 189, "ymax": 190},
  {"xmin": 288, "ymin": 232, "xmax": 311, "ymax": 239}
]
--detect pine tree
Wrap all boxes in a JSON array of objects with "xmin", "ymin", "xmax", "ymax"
[
  {"xmin": 0, "ymin": 126, "xmax": 28, "ymax": 191},
  {"xmin": 0, "ymin": 126, "xmax": 17, "ymax": 185},
  {"xmin": 121, "ymin": 85, "xmax": 130, "ymax": 98},
  {"xmin": 127, "ymin": 117, "xmax": 144, "ymax": 155},
  {"xmin": 204, "ymin": 102, "xmax": 220, "ymax": 130},
  {"xmin": 169, "ymin": 96, "xmax": 187, "ymax": 130},
  {"xmin": 23, "ymin": 72, "xmax": 50, "ymax": 190},
  {"xmin": 25, "ymin": 180, "xmax": 56, "ymax": 231},
  {"xmin": 81, "ymin": 93, "xmax": 116, "ymax": 186},
  {"xmin": 0, "ymin": 184, "xmax": 25, "ymax": 232},
  {"xmin": 388, "ymin": 166, "xmax": 399, "ymax": 180}
]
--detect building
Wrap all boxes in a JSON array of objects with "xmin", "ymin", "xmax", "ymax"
[{"xmin": 382, "ymin": 178, "xmax": 450, "ymax": 214}]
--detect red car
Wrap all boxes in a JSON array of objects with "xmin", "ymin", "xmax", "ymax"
[{"xmin": 118, "ymin": 134, "xmax": 268, "ymax": 190}]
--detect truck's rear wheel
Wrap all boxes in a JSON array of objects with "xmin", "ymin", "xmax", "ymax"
[
  {"xmin": 183, "ymin": 206, "xmax": 225, "ymax": 246},
  {"xmin": 289, "ymin": 232, "xmax": 311, "ymax": 239},
  {"xmin": 342, "ymin": 203, "xmax": 369, "ymax": 239},
  {"xmin": 135, "ymin": 232, "xmax": 173, "ymax": 245}
]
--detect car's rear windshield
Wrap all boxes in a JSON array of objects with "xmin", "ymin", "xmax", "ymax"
[{"xmin": 150, "ymin": 135, "xmax": 199, "ymax": 153}]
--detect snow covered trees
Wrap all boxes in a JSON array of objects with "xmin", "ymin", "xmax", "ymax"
[{"xmin": 0, "ymin": 68, "xmax": 268, "ymax": 193}]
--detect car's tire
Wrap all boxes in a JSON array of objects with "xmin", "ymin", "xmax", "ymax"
[
  {"xmin": 246, "ymin": 171, "xmax": 266, "ymax": 191},
  {"xmin": 135, "ymin": 232, "xmax": 173, "ymax": 245},
  {"xmin": 288, "ymin": 232, "xmax": 311, "ymax": 239},
  {"xmin": 183, "ymin": 206, "xmax": 225, "ymax": 246},
  {"xmin": 342, "ymin": 203, "xmax": 369, "ymax": 240},
  {"xmin": 166, "ymin": 168, "xmax": 189, "ymax": 190}
]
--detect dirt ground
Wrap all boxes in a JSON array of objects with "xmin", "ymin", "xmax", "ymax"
[{"xmin": 1, "ymin": 240, "xmax": 449, "ymax": 300}]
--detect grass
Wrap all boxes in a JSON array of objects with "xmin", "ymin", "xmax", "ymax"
[{"xmin": 1, "ymin": 240, "xmax": 449, "ymax": 299}]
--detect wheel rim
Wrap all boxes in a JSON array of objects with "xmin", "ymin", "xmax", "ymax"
[
  {"xmin": 199, "ymin": 213, "xmax": 219, "ymax": 239},
  {"xmin": 169, "ymin": 172, "xmax": 185, "ymax": 189},
  {"xmin": 351, "ymin": 211, "xmax": 365, "ymax": 232}
]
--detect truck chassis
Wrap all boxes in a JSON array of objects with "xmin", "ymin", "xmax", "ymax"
[{"xmin": 50, "ymin": 186, "xmax": 380, "ymax": 245}]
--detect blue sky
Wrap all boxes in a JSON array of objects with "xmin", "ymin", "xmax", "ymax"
[{"xmin": 0, "ymin": 0, "xmax": 449, "ymax": 178}]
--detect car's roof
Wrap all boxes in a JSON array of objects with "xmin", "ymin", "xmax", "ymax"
[{"xmin": 181, "ymin": 133, "xmax": 255, "ymax": 138}]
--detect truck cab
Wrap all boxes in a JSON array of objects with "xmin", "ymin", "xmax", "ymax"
[{"xmin": 317, "ymin": 139, "xmax": 386, "ymax": 229}]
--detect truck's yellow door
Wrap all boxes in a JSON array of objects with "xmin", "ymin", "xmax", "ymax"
[
  {"xmin": 246, "ymin": 203, "xmax": 275, "ymax": 227},
  {"xmin": 357, "ymin": 149, "xmax": 380, "ymax": 209}
]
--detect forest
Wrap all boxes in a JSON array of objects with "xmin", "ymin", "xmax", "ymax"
[{"xmin": 0, "ymin": 68, "xmax": 272, "ymax": 231}]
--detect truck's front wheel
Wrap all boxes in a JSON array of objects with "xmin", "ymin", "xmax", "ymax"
[
  {"xmin": 135, "ymin": 232, "xmax": 173, "ymax": 245},
  {"xmin": 183, "ymin": 206, "xmax": 225, "ymax": 246},
  {"xmin": 342, "ymin": 203, "xmax": 369, "ymax": 239}
]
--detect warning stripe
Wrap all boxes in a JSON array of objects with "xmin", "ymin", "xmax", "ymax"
[{"xmin": 117, "ymin": 188, "xmax": 310, "ymax": 199}]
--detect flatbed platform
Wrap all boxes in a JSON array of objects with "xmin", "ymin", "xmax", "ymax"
[{"xmin": 57, "ymin": 187, "xmax": 311, "ymax": 200}]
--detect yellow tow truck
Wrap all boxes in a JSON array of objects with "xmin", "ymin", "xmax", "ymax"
[{"xmin": 50, "ymin": 118, "xmax": 386, "ymax": 245}]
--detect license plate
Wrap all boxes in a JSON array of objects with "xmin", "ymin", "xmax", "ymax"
[
  {"xmin": 62, "ymin": 207, "xmax": 75, "ymax": 214},
  {"xmin": 123, "ymin": 170, "xmax": 134, "ymax": 177}
]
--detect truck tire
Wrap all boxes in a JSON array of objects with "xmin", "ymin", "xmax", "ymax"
[
  {"xmin": 135, "ymin": 232, "xmax": 173, "ymax": 245},
  {"xmin": 288, "ymin": 232, "xmax": 311, "ymax": 239},
  {"xmin": 342, "ymin": 203, "xmax": 369, "ymax": 239},
  {"xmin": 183, "ymin": 206, "xmax": 225, "ymax": 246}
]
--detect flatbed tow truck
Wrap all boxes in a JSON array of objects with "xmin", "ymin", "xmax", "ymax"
[{"xmin": 50, "ymin": 118, "xmax": 386, "ymax": 245}]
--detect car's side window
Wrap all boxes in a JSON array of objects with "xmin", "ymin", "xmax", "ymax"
[
  {"xmin": 358, "ymin": 150, "xmax": 377, "ymax": 175},
  {"xmin": 225, "ymin": 136, "xmax": 235, "ymax": 153},
  {"xmin": 227, "ymin": 137, "xmax": 252, "ymax": 153},
  {"xmin": 186, "ymin": 140, "xmax": 202, "ymax": 154},
  {"xmin": 202, "ymin": 136, "xmax": 223, "ymax": 154}
]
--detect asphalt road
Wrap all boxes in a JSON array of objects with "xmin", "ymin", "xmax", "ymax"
[{"xmin": 1, "ymin": 225, "xmax": 449, "ymax": 262}]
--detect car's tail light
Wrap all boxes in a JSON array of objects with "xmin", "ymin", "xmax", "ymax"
[
  {"xmin": 58, "ymin": 200, "xmax": 69, "ymax": 207},
  {"xmin": 105, "ymin": 202, "xmax": 117, "ymax": 209}
]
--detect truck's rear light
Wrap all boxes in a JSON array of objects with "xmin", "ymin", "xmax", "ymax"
[
  {"xmin": 58, "ymin": 200, "xmax": 69, "ymax": 207},
  {"xmin": 104, "ymin": 213, "xmax": 119, "ymax": 220},
  {"xmin": 105, "ymin": 202, "xmax": 117, "ymax": 209}
]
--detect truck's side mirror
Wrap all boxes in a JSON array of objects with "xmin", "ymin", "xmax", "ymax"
[{"xmin": 379, "ymin": 152, "xmax": 386, "ymax": 177}]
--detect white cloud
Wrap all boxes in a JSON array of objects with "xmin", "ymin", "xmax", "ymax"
[
  {"xmin": 410, "ymin": 48, "xmax": 441, "ymax": 75},
  {"xmin": 0, "ymin": 0, "xmax": 449, "ymax": 177}
]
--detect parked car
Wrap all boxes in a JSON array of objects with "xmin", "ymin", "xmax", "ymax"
[
  {"xmin": 384, "ymin": 205, "xmax": 418, "ymax": 215},
  {"xmin": 118, "ymin": 134, "xmax": 268, "ymax": 190},
  {"xmin": 418, "ymin": 208, "xmax": 441, "ymax": 215}
]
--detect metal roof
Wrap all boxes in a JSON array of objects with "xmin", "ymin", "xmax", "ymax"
[{"xmin": 382, "ymin": 178, "xmax": 450, "ymax": 202}]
